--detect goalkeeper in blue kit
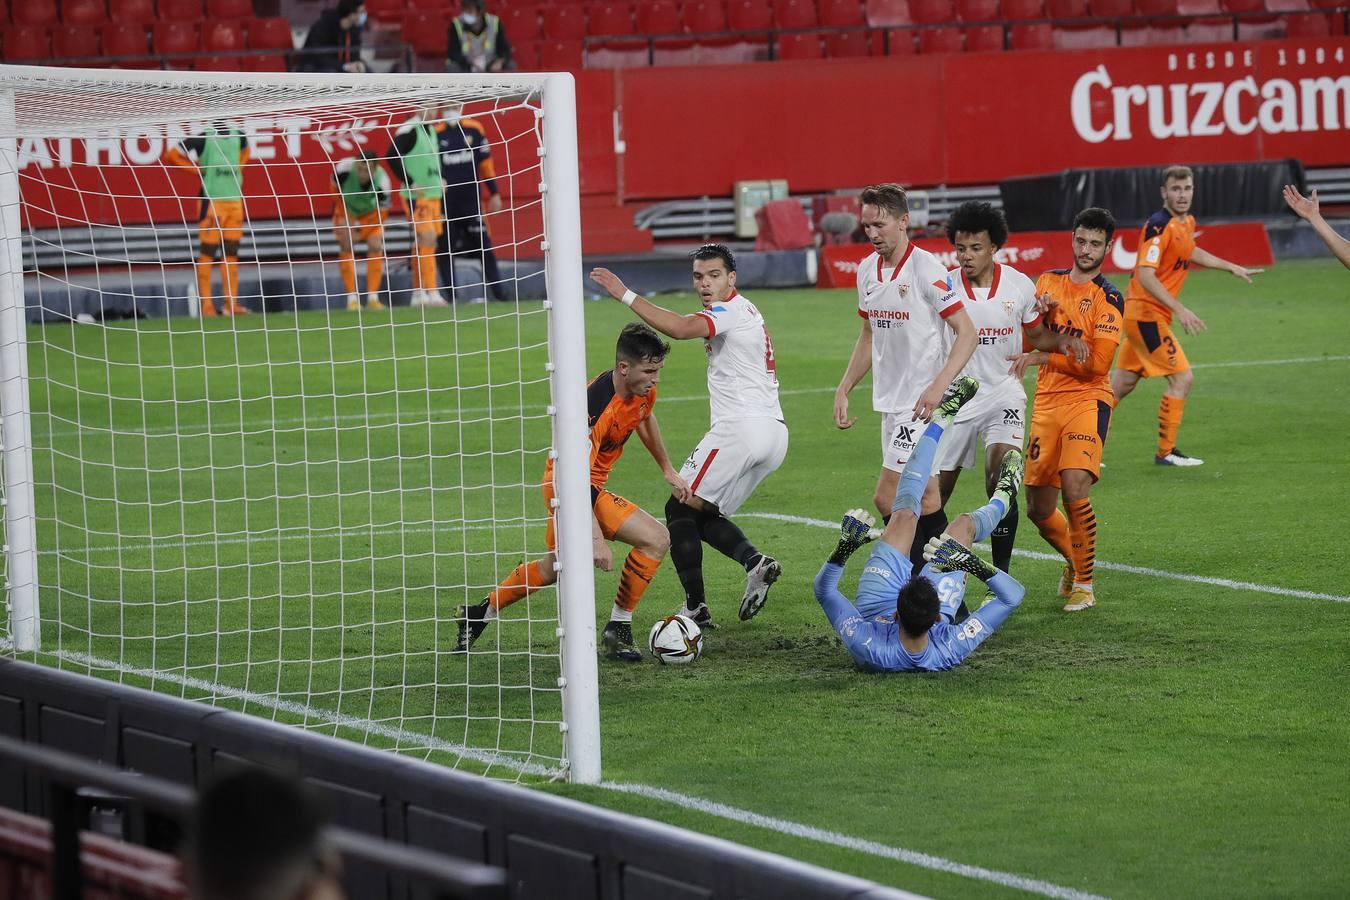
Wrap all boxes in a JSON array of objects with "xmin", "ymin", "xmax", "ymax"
[{"xmin": 814, "ymin": 375, "xmax": 1026, "ymax": 672}]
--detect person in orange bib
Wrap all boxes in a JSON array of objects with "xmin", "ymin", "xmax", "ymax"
[
  {"xmin": 1110, "ymin": 165, "xmax": 1263, "ymax": 467},
  {"xmin": 1009, "ymin": 208, "xmax": 1125, "ymax": 613},
  {"xmin": 456, "ymin": 323, "xmax": 690, "ymax": 662}
]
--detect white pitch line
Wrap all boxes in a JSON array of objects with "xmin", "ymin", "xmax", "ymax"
[
  {"xmin": 0, "ymin": 637, "xmax": 1103, "ymax": 900},
  {"xmin": 742, "ymin": 512, "xmax": 1350, "ymax": 604},
  {"xmin": 601, "ymin": 782, "xmax": 1105, "ymax": 900},
  {"xmin": 31, "ymin": 354, "xmax": 1348, "ymax": 441}
]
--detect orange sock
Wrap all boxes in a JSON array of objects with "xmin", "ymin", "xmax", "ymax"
[
  {"xmin": 1158, "ymin": 395, "xmax": 1185, "ymax": 457},
  {"xmin": 489, "ymin": 560, "xmax": 548, "ymax": 612},
  {"xmin": 614, "ymin": 549, "xmax": 661, "ymax": 614},
  {"xmin": 196, "ymin": 252, "xmax": 214, "ymax": 308},
  {"xmin": 1032, "ymin": 508, "xmax": 1074, "ymax": 564},
  {"xmin": 365, "ymin": 254, "xmax": 384, "ymax": 293},
  {"xmin": 223, "ymin": 256, "xmax": 239, "ymax": 305},
  {"xmin": 338, "ymin": 255, "xmax": 357, "ymax": 294},
  {"xmin": 416, "ymin": 242, "xmax": 437, "ymax": 295},
  {"xmin": 1064, "ymin": 498, "xmax": 1097, "ymax": 587}
]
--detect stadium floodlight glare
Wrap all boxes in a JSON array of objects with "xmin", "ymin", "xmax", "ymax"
[{"xmin": 0, "ymin": 64, "xmax": 600, "ymax": 784}]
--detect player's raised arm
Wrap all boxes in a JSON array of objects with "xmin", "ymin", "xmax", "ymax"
[
  {"xmin": 833, "ymin": 319, "xmax": 872, "ymax": 430},
  {"xmin": 590, "ymin": 268, "xmax": 711, "ymax": 340},
  {"xmin": 1284, "ymin": 185, "xmax": 1350, "ymax": 270},
  {"xmin": 913, "ymin": 307, "xmax": 977, "ymax": 422},
  {"xmin": 635, "ymin": 414, "xmax": 690, "ymax": 503},
  {"xmin": 923, "ymin": 537, "xmax": 1025, "ymax": 666},
  {"xmin": 1189, "ymin": 246, "xmax": 1264, "ymax": 284}
]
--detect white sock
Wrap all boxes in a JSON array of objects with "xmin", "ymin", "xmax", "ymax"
[
  {"xmin": 609, "ymin": 604, "xmax": 633, "ymax": 623},
  {"xmin": 1072, "ymin": 581, "xmax": 1094, "ymax": 593}
]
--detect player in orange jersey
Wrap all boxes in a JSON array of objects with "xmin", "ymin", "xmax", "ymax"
[
  {"xmin": 1009, "ymin": 208, "xmax": 1124, "ymax": 612},
  {"xmin": 455, "ymin": 323, "xmax": 690, "ymax": 662},
  {"xmin": 1110, "ymin": 166, "xmax": 1263, "ymax": 467}
]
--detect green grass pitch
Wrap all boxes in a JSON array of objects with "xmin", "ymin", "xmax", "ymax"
[{"xmin": 12, "ymin": 258, "xmax": 1350, "ymax": 898}]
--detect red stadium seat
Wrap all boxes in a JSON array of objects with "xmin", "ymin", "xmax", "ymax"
[
  {"xmin": 157, "ymin": 0, "xmax": 202, "ymax": 21},
  {"xmin": 365, "ymin": 0, "xmax": 404, "ymax": 23},
  {"xmin": 194, "ymin": 55, "xmax": 238, "ymax": 70},
  {"xmin": 867, "ymin": 0, "xmax": 913, "ymax": 23},
  {"xmin": 964, "ymin": 22, "xmax": 1005, "ymax": 46},
  {"xmin": 635, "ymin": 0, "xmax": 681, "ymax": 32},
  {"xmin": 1052, "ymin": 22, "xmax": 1118, "ymax": 42},
  {"xmin": 1308, "ymin": 0, "xmax": 1342, "ymax": 8},
  {"xmin": 51, "ymin": 23, "xmax": 101, "ymax": 59},
  {"xmin": 1009, "ymin": 20, "xmax": 1054, "ymax": 43},
  {"xmin": 728, "ymin": 0, "xmax": 774, "ymax": 29},
  {"xmin": 3, "ymin": 24, "xmax": 52, "ymax": 59},
  {"xmin": 588, "ymin": 37, "xmax": 649, "ymax": 66},
  {"xmin": 1136, "ymin": 0, "xmax": 1179, "ymax": 14},
  {"xmin": 588, "ymin": 2, "xmax": 635, "ymax": 35},
  {"xmin": 1219, "ymin": 0, "xmax": 1262, "ymax": 10},
  {"xmin": 407, "ymin": 12, "xmax": 450, "ymax": 56},
  {"xmin": 884, "ymin": 25, "xmax": 919, "ymax": 48},
  {"xmin": 652, "ymin": 36, "xmax": 699, "ymax": 63},
  {"xmin": 203, "ymin": 19, "xmax": 244, "ymax": 52},
  {"xmin": 1265, "ymin": 0, "xmax": 1309, "ymax": 9},
  {"xmin": 918, "ymin": 24, "xmax": 964, "ymax": 47},
  {"xmin": 248, "ymin": 17, "xmax": 293, "ymax": 50},
  {"xmin": 502, "ymin": 5, "xmax": 543, "ymax": 42},
  {"xmin": 107, "ymin": 0, "xmax": 154, "ymax": 22},
  {"xmin": 823, "ymin": 28, "xmax": 877, "ymax": 53},
  {"xmin": 776, "ymin": 30, "xmax": 824, "ymax": 56},
  {"xmin": 242, "ymin": 53, "xmax": 287, "ymax": 70},
  {"xmin": 152, "ymin": 20, "xmax": 199, "ymax": 65},
  {"xmin": 102, "ymin": 22, "xmax": 151, "ymax": 61},
  {"xmin": 775, "ymin": 0, "xmax": 820, "ymax": 27},
  {"xmin": 12, "ymin": 0, "xmax": 57, "ymax": 25},
  {"xmin": 1045, "ymin": 0, "xmax": 1090, "ymax": 16},
  {"xmin": 820, "ymin": 0, "xmax": 867, "ymax": 25},
  {"xmin": 683, "ymin": 0, "xmax": 729, "ymax": 31},
  {"xmin": 407, "ymin": 0, "xmax": 450, "ymax": 8},
  {"xmin": 957, "ymin": 0, "xmax": 1001, "ymax": 19},
  {"xmin": 542, "ymin": 5, "xmax": 587, "ymax": 40},
  {"xmin": 205, "ymin": 0, "xmax": 251, "ymax": 17},
  {"xmin": 538, "ymin": 38, "xmax": 584, "ymax": 71},
  {"xmin": 513, "ymin": 39, "xmax": 541, "ymax": 69},
  {"xmin": 1285, "ymin": 9, "xmax": 1330, "ymax": 31},
  {"xmin": 62, "ymin": 0, "xmax": 107, "ymax": 26},
  {"xmin": 910, "ymin": 0, "xmax": 955, "ymax": 23},
  {"xmin": 1001, "ymin": 0, "xmax": 1046, "ymax": 16},
  {"xmin": 1090, "ymin": 0, "xmax": 1133, "ymax": 16}
]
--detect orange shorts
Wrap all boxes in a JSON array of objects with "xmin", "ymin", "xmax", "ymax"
[
  {"xmin": 542, "ymin": 482, "xmax": 639, "ymax": 553},
  {"xmin": 1117, "ymin": 317, "xmax": 1190, "ymax": 377},
  {"xmin": 1025, "ymin": 397, "xmax": 1112, "ymax": 488},
  {"xmin": 333, "ymin": 208, "xmax": 384, "ymax": 244},
  {"xmin": 412, "ymin": 196, "xmax": 444, "ymax": 238},
  {"xmin": 199, "ymin": 200, "xmax": 244, "ymax": 245}
]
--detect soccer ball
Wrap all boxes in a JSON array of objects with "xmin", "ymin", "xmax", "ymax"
[{"xmin": 648, "ymin": 615, "xmax": 703, "ymax": 665}]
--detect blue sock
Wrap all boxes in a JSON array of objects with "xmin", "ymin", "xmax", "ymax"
[
  {"xmin": 892, "ymin": 421, "xmax": 946, "ymax": 516},
  {"xmin": 970, "ymin": 496, "xmax": 1009, "ymax": 543}
]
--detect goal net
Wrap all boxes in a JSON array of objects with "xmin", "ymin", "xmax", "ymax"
[{"xmin": 0, "ymin": 65, "xmax": 601, "ymax": 783}]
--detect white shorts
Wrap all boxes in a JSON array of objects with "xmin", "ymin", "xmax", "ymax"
[
  {"xmin": 880, "ymin": 411, "xmax": 927, "ymax": 474},
  {"xmin": 679, "ymin": 417, "xmax": 788, "ymax": 516},
  {"xmin": 937, "ymin": 382, "xmax": 1027, "ymax": 472}
]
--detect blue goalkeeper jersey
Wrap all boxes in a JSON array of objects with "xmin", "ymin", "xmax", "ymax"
[{"xmin": 813, "ymin": 543, "xmax": 1025, "ymax": 672}]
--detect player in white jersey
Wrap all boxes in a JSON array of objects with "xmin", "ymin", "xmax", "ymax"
[
  {"xmin": 936, "ymin": 201, "xmax": 1088, "ymax": 577},
  {"xmin": 834, "ymin": 184, "xmax": 978, "ymax": 578},
  {"xmin": 592, "ymin": 245, "xmax": 788, "ymax": 628}
]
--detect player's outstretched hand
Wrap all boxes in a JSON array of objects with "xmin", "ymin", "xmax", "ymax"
[
  {"xmin": 1283, "ymin": 184, "xmax": 1320, "ymax": 222},
  {"xmin": 590, "ymin": 267, "xmax": 628, "ymax": 302},
  {"xmin": 1177, "ymin": 306, "xmax": 1207, "ymax": 334},
  {"xmin": 1230, "ymin": 264, "xmax": 1263, "ymax": 284},
  {"xmin": 924, "ymin": 535, "xmax": 998, "ymax": 582},
  {"xmin": 829, "ymin": 509, "xmax": 876, "ymax": 565}
]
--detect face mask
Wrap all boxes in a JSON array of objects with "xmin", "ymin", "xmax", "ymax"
[
  {"xmin": 355, "ymin": 10, "xmax": 367, "ymax": 25},
  {"xmin": 459, "ymin": 12, "xmax": 480, "ymax": 26}
]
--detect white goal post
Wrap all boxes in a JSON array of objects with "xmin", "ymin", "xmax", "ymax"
[{"xmin": 0, "ymin": 64, "xmax": 601, "ymax": 784}]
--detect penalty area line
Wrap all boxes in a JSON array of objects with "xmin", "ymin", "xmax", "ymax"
[{"xmin": 742, "ymin": 512, "xmax": 1350, "ymax": 604}]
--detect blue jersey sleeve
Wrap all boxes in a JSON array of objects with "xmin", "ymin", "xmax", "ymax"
[
  {"xmin": 814, "ymin": 562, "xmax": 886, "ymax": 670},
  {"xmin": 928, "ymin": 570, "xmax": 1025, "ymax": 668}
]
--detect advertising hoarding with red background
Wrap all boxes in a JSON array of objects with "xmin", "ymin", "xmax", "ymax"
[{"xmin": 16, "ymin": 40, "xmax": 1347, "ymax": 236}]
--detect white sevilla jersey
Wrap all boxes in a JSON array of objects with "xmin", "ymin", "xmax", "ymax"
[
  {"xmin": 856, "ymin": 244, "xmax": 963, "ymax": 413},
  {"xmin": 946, "ymin": 263, "xmax": 1042, "ymax": 394},
  {"xmin": 693, "ymin": 291, "xmax": 783, "ymax": 425}
]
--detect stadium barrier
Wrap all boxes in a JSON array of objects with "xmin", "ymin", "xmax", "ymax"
[
  {"xmin": 999, "ymin": 160, "xmax": 1306, "ymax": 229},
  {"xmin": 0, "ymin": 658, "xmax": 924, "ymax": 900}
]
